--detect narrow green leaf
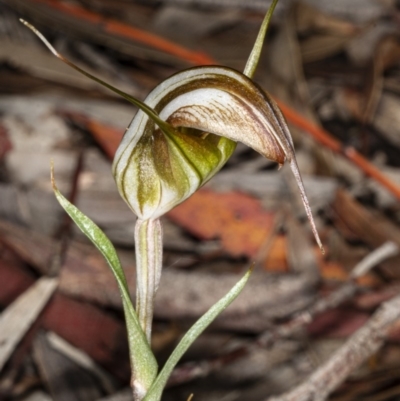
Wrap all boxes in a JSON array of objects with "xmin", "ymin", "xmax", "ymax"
[
  {"xmin": 51, "ymin": 168, "xmax": 158, "ymax": 393},
  {"xmin": 143, "ymin": 268, "xmax": 252, "ymax": 401},
  {"xmin": 243, "ymin": 0, "xmax": 280, "ymax": 79}
]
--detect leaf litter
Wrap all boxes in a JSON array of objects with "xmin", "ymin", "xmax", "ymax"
[{"xmin": 1, "ymin": 1, "xmax": 400, "ymax": 400}]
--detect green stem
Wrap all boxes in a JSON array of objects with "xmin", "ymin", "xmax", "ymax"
[
  {"xmin": 243, "ymin": 0, "xmax": 280, "ymax": 79},
  {"xmin": 135, "ymin": 218, "xmax": 163, "ymax": 343}
]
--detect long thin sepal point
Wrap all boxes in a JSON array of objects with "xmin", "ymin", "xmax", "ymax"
[{"xmin": 289, "ymin": 159, "xmax": 325, "ymax": 254}]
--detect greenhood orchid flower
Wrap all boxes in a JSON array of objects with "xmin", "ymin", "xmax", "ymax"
[
  {"xmin": 112, "ymin": 63, "xmax": 323, "ymax": 249},
  {"xmin": 18, "ymin": 18, "xmax": 323, "ymax": 253}
]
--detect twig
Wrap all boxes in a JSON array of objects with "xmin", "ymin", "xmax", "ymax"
[{"xmin": 266, "ymin": 293, "xmax": 400, "ymax": 401}]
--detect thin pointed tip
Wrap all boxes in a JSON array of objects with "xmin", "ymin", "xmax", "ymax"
[
  {"xmin": 50, "ymin": 160, "xmax": 56, "ymax": 190},
  {"xmin": 288, "ymin": 159, "xmax": 325, "ymax": 256},
  {"xmin": 19, "ymin": 18, "xmax": 35, "ymax": 32},
  {"xmin": 316, "ymin": 235, "xmax": 325, "ymax": 255},
  {"xmin": 308, "ymin": 210, "xmax": 325, "ymax": 255},
  {"xmin": 19, "ymin": 19, "xmax": 60, "ymax": 58},
  {"xmin": 249, "ymin": 262, "xmax": 256, "ymax": 273}
]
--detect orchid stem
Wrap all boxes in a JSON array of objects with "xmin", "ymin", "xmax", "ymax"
[{"xmin": 134, "ymin": 218, "xmax": 163, "ymax": 344}]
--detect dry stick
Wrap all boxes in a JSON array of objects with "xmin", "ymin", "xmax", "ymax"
[
  {"xmin": 266, "ymin": 293, "xmax": 400, "ymax": 401},
  {"xmin": 168, "ymin": 242, "xmax": 398, "ymax": 387}
]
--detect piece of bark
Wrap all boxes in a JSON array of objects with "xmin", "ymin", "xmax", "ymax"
[
  {"xmin": 0, "ymin": 277, "xmax": 58, "ymax": 372},
  {"xmin": 168, "ymin": 339, "xmax": 300, "ymax": 389},
  {"xmin": 33, "ymin": 332, "xmax": 105, "ymax": 401},
  {"xmin": 41, "ymin": 292, "xmax": 130, "ymax": 382},
  {"xmin": 46, "ymin": 332, "xmax": 116, "ymax": 395}
]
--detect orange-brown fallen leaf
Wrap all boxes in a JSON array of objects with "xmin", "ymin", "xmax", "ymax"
[
  {"xmin": 263, "ymin": 235, "xmax": 288, "ymax": 273},
  {"xmin": 318, "ymin": 260, "xmax": 349, "ymax": 282},
  {"xmin": 167, "ymin": 189, "xmax": 276, "ymax": 260}
]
